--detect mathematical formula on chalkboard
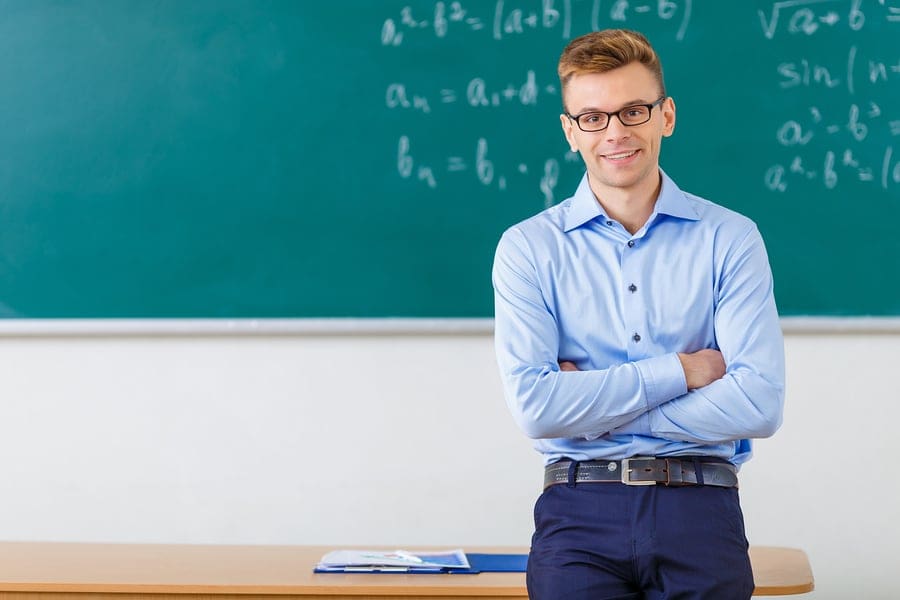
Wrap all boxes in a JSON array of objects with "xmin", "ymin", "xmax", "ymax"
[
  {"xmin": 378, "ymin": 0, "xmax": 899, "ymax": 200},
  {"xmin": 763, "ymin": 0, "xmax": 899, "ymax": 192}
]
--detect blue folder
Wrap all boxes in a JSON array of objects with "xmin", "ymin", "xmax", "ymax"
[{"xmin": 465, "ymin": 553, "xmax": 529, "ymax": 573}]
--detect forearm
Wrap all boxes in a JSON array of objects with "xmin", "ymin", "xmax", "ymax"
[
  {"xmin": 497, "ymin": 349, "xmax": 686, "ymax": 439},
  {"xmin": 612, "ymin": 363, "xmax": 784, "ymax": 443}
]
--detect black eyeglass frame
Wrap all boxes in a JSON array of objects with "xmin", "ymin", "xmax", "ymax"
[{"xmin": 565, "ymin": 96, "xmax": 667, "ymax": 132}]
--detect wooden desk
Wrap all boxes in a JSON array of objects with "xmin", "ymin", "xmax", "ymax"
[{"xmin": 0, "ymin": 543, "xmax": 813, "ymax": 598}]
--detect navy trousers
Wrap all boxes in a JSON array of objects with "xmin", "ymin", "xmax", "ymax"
[{"xmin": 527, "ymin": 478, "xmax": 754, "ymax": 599}]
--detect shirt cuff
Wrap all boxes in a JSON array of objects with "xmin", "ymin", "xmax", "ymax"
[{"xmin": 636, "ymin": 353, "xmax": 688, "ymax": 410}]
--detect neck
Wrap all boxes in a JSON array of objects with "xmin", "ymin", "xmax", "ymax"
[{"xmin": 589, "ymin": 171, "xmax": 662, "ymax": 235}]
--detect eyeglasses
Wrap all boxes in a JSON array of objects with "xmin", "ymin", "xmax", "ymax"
[{"xmin": 566, "ymin": 96, "xmax": 666, "ymax": 132}]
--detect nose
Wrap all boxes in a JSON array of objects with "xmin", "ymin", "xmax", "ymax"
[{"xmin": 604, "ymin": 115, "xmax": 632, "ymax": 142}]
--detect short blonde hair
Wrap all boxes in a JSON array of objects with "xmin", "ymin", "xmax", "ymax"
[{"xmin": 558, "ymin": 29, "xmax": 666, "ymax": 106}]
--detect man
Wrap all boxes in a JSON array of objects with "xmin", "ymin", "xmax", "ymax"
[{"xmin": 492, "ymin": 29, "xmax": 785, "ymax": 599}]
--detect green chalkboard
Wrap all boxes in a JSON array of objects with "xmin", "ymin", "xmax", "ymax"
[{"xmin": 0, "ymin": 0, "xmax": 897, "ymax": 318}]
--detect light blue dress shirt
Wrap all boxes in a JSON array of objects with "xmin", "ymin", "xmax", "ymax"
[{"xmin": 492, "ymin": 170, "xmax": 785, "ymax": 466}]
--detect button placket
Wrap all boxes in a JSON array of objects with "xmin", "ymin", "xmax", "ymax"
[{"xmin": 621, "ymin": 236, "xmax": 648, "ymax": 358}]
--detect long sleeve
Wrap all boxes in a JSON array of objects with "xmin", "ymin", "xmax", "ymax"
[{"xmin": 493, "ymin": 228, "xmax": 687, "ymax": 440}]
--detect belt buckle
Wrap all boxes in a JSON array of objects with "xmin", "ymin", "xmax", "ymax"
[{"xmin": 621, "ymin": 457, "xmax": 657, "ymax": 486}]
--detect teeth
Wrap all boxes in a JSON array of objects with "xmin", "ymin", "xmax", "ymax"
[{"xmin": 605, "ymin": 150, "xmax": 637, "ymax": 159}]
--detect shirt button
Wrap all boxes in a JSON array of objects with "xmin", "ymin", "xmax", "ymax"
[
  {"xmin": 628, "ymin": 284, "xmax": 637, "ymax": 292},
  {"xmin": 627, "ymin": 240, "xmax": 635, "ymax": 247},
  {"xmin": 633, "ymin": 333, "xmax": 641, "ymax": 342},
  {"xmin": 606, "ymin": 220, "xmax": 613, "ymax": 226}
]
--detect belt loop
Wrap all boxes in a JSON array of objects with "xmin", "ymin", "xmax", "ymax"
[
  {"xmin": 691, "ymin": 457, "xmax": 705, "ymax": 485},
  {"xmin": 566, "ymin": 460, "xmax": 579, "ymax": 488}
]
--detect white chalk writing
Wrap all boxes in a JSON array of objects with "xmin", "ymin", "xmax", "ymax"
[
  {"xmin": 384, "ymin": 1, "xmax": 896, "ymax": 199},
  {"xmin": 763, "ymin": 0, "xmax": 898, "ymax": 192}
]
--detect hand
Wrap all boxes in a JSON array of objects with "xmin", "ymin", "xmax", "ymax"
[
  {"xmin": 678, "ymin": 349, "xmax": 726, "ymax": 390},
  {"xmin": 558, "ymin": 360, "xmax": 579, "ymax": 372}
]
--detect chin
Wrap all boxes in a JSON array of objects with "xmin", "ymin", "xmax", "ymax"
[
  {"xmin": 592, "ymin": 164, "xmax": 654, "ymax": 190},
  {"xmin": 593, "ymin": 172, "xmax": 642, "ymax": 190}
]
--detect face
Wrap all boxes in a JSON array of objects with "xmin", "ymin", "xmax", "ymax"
[{"xmin": 560, "ymin": 61, "xmax": 675, "ymax": 200}]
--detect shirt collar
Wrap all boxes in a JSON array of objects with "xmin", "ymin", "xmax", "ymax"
[{"xmin": 562, "ymin": 168, "xmax": 700, "ymax": 232}]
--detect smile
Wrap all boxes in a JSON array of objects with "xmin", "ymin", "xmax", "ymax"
[{"xmin": 602, "ymin": 150, "xmax": 639, "ymax": 160}]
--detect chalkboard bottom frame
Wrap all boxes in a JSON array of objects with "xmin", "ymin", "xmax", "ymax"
[{"xmin": 0, "ymin": 317, "xmax": 898, "ymax": 336}]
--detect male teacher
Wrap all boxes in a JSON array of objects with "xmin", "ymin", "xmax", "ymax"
[{"xmin": 492, "ymin": 29, "xmax": 785, "ymax": 599}]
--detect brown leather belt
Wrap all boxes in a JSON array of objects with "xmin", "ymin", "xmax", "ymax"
[{"xmin": 544, "ymin": 457, "xmax": 738, "ymax": 490}]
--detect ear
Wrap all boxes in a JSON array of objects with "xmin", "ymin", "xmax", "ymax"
[
  {"xmin": 662, "ymin": 97, "xmax": 676, "ymax": 137},
  {"xmin": 560, "ymin": 113, "xmax": 578, "ymax": 152}
]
